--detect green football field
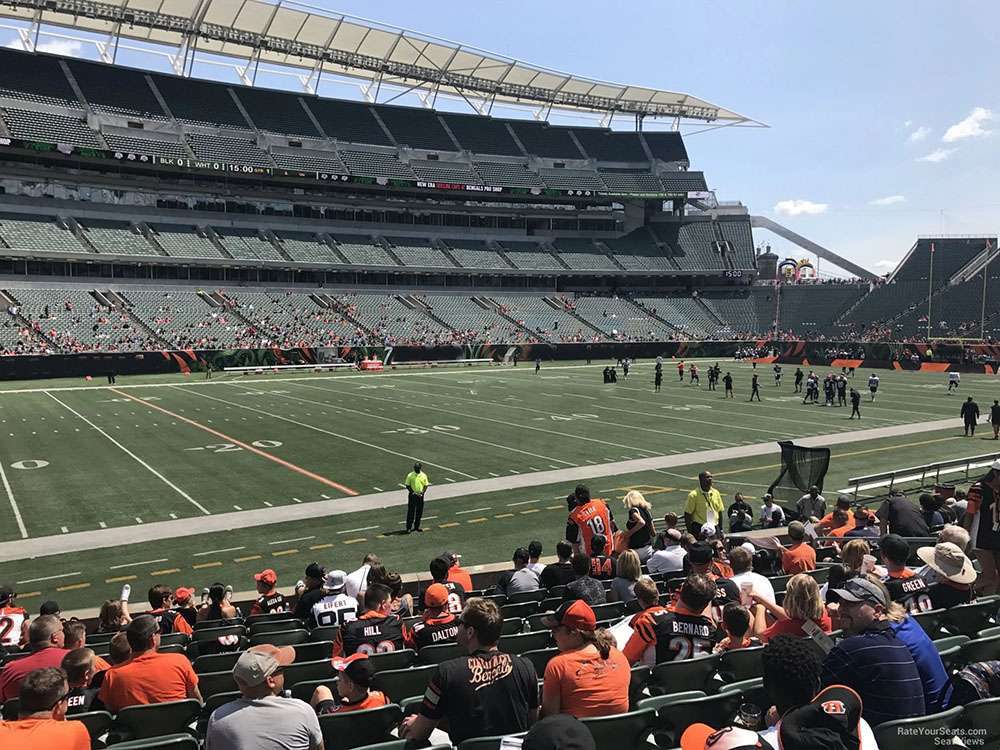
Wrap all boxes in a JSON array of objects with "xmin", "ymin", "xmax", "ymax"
[{"xmin": 0, "ymin": 359, "xmax": 995, "ymax": 612}]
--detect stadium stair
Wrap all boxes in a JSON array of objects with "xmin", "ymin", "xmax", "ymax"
[
  {"xmin": 543, "ymin": 296, "xmax": 605, "ymax": 339},
  {"xmin": 104, "ymin": 290, "xmax": 174, "ymax": 348},
  {"xmin": 1, "ymin": 290, "xmax": 57, "ymax": 350},
  {"xmin": 318, "ymin": 294, "xmax": 379, "ymax": 338},
  {"xmin": 199, "ymin": 228, "xmax": 234, "ymax": 260},
  {"xmin": 316, "ymin": 235, "xmax": 350, "ymax": 264},
  {"xmin": 478, "ymin": 297, "xmax": 540, "ymax": 340},
  {"xmin": 629, "ymin": 298, "xmax": 688, "ymax": 333},
  {"xmin": 401, "ymin": 295, "xmax": 452, "ymax": 330},
  {"xmin": 594, "ymin": 243, "xmax": 628, "ymax": 271},
  {"xmin": 64, "ymin": 218, "xmax": 99, "ymax": 254},
  {"xmin": 376, "ymin": 240, "xmax": 406, "ymax": 267},
  {"xmin": 487, "ymin": 243, "xmax": 520, "ymax": 269},
  {"xmin": 694, "ymin": 295, "xmax": 726, "ymax": 327},
  {"xmin": 435, "ymin": 242, "xmax": 463, "ymax": 269}
]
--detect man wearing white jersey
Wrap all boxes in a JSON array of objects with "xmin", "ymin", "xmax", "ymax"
[
  {"xmin": 312, "ymin": 571, "xmax": 359, "ymax": 629},
  {"xmin": 868, "ymin": 373, "xmax": 880, "ymax": 402}
]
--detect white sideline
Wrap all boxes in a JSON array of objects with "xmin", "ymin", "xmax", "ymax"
[
  {"xmin": 0, "ymin": 452, "xmax": 26, "ymax": 539},
  {"xmin": 45, "ymin": 391, "xmax": 211, "ymax": 517}
]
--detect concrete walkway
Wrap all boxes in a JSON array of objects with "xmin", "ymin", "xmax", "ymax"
[{"xmin": 0, "ymin": 416, "xmax": 961, "ymax": 563}]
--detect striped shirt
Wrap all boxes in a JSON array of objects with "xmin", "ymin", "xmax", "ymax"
[{"xmin": 822, "ymin": 621, "xmax": 925, "ymax": 726}]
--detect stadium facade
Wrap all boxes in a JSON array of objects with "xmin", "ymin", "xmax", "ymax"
[{"xmin": 0, "ymin": 4, "xmax": 996, "ymax": 378}]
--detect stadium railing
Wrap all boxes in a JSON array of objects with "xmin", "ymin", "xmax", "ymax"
[{"xmin": 845, "ymin": 451, "xmax": 1000, "ymax": 500}]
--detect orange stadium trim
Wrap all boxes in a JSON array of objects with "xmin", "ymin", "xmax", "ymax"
[{"xmin": 110, "ymin": 388, "xmax": 359, "ymax": 496}]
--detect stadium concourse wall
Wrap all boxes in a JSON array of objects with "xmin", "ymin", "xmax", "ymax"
[{"xmin": 1, "ymin": 340, "xmax": 998, "ymax": 381}]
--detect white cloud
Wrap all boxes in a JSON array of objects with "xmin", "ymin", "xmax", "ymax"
[
  {"xmin": 942, "ymin": 107, "xmax": 994, "ymax": 142},
  {"xmin": 916, "ymin": 148, "xmax": 956, "ymax": 163},
  {"xmin": 3, "ymin": 38, "xmax": 82, "ymax": 56},
  {"xmin": 773, "ymin": 199, "xmax": 828, "ymax": 217},
  {"xmin": 904, "ymin": 120, "xmax": 913, "ymax": 128},
  {"xmin": 874, "ymin": 259, "xmax": 900, "ymax": 271},
  {"xmin": 907, "ymin": 126, "xmax": 931, "ymax": 143},
  {"xmin": 35, "ymin": 39, "xmax": 82, "ymax": 56},
  {"xmin": 869, "ymin": 195, "xmax": 906, "ymax": 206}
]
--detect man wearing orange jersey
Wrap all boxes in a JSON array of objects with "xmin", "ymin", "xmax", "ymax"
[{"xmin": 566, "ymin": 485, "xmax": 614, "ymax": 555}]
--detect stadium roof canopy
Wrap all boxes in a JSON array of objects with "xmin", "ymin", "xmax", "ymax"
[{"xmin": 0, "ymin": 0, "xmax": 764, "ymax": 126}]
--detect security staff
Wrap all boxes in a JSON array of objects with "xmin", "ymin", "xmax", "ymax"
[{"xmin": 404, "ymin": 462, "xmax": 430, "ymax": 533}]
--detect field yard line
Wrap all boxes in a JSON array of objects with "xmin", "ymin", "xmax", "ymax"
[
  {"xmin": 46, "ymin": 392, "xmax": 211, "ymax": 516},
  {"xmin": 0, "ymin": 362, "xmax": 611, "ymax": 396},
  {"xmin": 0, "ymin": 416, "xmax": 961, "ymax": 564},
  {"xmin": 296, "ymin": 381, "xmax": 735, "ymax": 452},
  {"xmin": 109, "ymin": 558, "xmax": 168, "ymax": 569},
  {"xmin": 262, "ymin": 385, "xmax": 575, "ymax": 467},
  {"xmin": 179, "ymin": 387, "xmax": 476, "ymax": 479},
  {"xmin": 383, "ymin": 380, "xmax": 739, "ymax": 447},
  {"xmin": 0, "ymin": 450, "xmax": 27, "ymax": 538},
  {"xmin": 116, "ymin": 388, "xmax": 360, "ymax": 497},
  {"xmin": 17, "ymin": 571, "xmax": 81, "ymax": 584},
  {"xmin": 413, "ymin": 374, "xmax": 791, "ymax": 435}
]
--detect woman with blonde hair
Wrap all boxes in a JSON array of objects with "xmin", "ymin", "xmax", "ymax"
[
  {"xmin": 840, "ymin": 539, "xmax": 870, "ymax": 572},
  {"xmin": 751, "ymin": 573, "xmax": 832, "ymax": 642},
  {"xmin": 97, "ymin": 599, "xmax": 131, "ymax": 633},
  {"xmin": 621, "ymin": 489, "xmax": 656, "ymax": 563},
  {"xmin": 608, "ymin": 549, "xmax": 641, "ymax": 603},
  {"xmin": 541, "ymin": 600, "xmax": 630, "ymax": 718}
]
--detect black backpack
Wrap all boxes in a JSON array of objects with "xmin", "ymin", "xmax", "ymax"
[{"xmin": 944, "ymin": 660, "xmax": 1000, "ymax": 707}]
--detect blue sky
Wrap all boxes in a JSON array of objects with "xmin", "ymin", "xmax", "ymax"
[{"xmin": 3, "ymin": 1, "xmax": 998, "ymax": 275}]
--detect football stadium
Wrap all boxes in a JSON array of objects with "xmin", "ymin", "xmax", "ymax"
[{"xmin": 0, "ymin": 1, "xmax": 997, "ymax": 748}]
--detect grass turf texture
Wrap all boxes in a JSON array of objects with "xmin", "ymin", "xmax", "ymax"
[{"xmin": 0, "ymin": 360, "xmax": 995, "ymax": 610}]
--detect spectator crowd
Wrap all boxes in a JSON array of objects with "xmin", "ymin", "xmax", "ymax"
[{"xmin": 1, "ymin": 471, "xmax": 999, "ymax": 748}]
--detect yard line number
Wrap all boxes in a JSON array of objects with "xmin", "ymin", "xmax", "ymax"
[
  {"xmin": 380, "ymin": 425, "xmax": 461, "ymax": 435},
  {"xmin": 184, "ymin": 440, "xmax": 283, "ymax": 453}
]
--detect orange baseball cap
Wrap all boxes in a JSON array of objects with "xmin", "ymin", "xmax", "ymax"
[
  {"xmin": 423, "ymin": 583, "xmax": 450, "ymax": 608},
  {"xmin": 254, "ymin": 569, "xmax": 278, "ymax": 585},
  {"xmin": 173, "ymin": 587, "xmax": 195, "ymax": 604}
]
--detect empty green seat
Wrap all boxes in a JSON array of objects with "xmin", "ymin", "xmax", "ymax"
[
  {"xmin": 581, "ymin": 707, "xmax": 657, "ymax": 750},
  {"xmin": 317, "ymin": 703, "xmax": 403, "ymax": 750},
  {"xmin": 498, "ymin": 630, "xmax": 551, "ymax": 654},
  {"xmin": 104, "ymin": 734, "xmax": 199, "ymax": 750},
  {"xmin": 111, "ymin": 699, "xmax": 201, "ymax": 742},
  {"xmin": 371, "ymin": 664, "xmax": 437, "ymax": 703},
  {"xmin": 249, "ymin": 628, "xmax": 309, "ymax": 647},
  {"xmin": 418, "ymin": 642, "xmax": 465, "ymax": 665},
  {"xmin": 873, "ymin": 706, "xmax": 963, "ymax": 750}
]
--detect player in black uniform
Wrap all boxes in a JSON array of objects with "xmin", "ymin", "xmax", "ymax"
[
  {"xmin": 849, "ymin": 388, "xmax": 861, "ymax": 419},
  {"xmin": 653, "ymin": 368, "xmax": 662, "ymax": 392},
  {"xmin": 333, "ymin": 583, "xmax": 405, "ymax": 657},
  {"xmin": 723, "ymin": 372, "xmax": 734, "ymax": 398},
  {"xmin": 535, "ymin": 357, "xmax": 541, "ymax": 374},
  {"xmin": 773, "ymin": 364, "xmax": 782, "ymax": 387},
  {"xmin": 836, "ymin": 376, "xmax": 848, "ymax": 407},
  {"xmin": 622, "ymin": 358, "xmax": 630, "ymax": 379},
  {"xmin": 749, "ymin": 373, "xmax": 761, "ymax": 401},
  {"xmin": 961, "ymin": 396, "xmax": 980, "ymax": 437},
  {"xmin": 794, "ymin": 367, "xmax": 804, "ymax": 393}
]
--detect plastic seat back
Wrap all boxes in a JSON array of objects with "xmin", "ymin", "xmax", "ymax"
[
  {"xmin": 371, "ymin": 664, "xmax": 437, "ymax": 703},
  {"xmin": 317, "ymin": 703, "xmax": 403, "ymax": 750}
]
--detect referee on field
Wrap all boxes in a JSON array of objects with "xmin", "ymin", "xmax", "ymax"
[{"xmin": 404, "ymin": 462, "xmax": 430, "ymax": 533}]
